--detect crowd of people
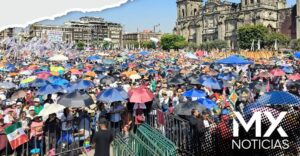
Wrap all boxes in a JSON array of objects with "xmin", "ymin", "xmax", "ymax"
[{"xmin": 0, "ymin": 50, "xmax": 299, "ymax": 156}]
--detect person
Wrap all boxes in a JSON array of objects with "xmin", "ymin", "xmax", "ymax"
[
  {"xmin": 33, "ymin": 98, "xmax": 43, "ymax": 115},
  {"xmin": 92, "ymin": 118, "xmax": 113, "ymax": 156},
  {"xmin": 189, "ymin": 109, "xmax": 205, "ymax": 155},
  {"xmin": 44, "ymin": 113, "xmax": 61, "ymax": 152}
]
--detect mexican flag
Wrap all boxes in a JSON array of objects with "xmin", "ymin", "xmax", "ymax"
[{"xmin": 4, "ymin": 122, "xmax": 29, "ymax": 150}]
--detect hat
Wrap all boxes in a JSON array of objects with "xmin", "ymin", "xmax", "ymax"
[
  {"xmin": 16, "ymin": 102, "xmax": 22, "ymax": 106},
  {"xmin": 33, "ymin": 98, "xmax": 40, "ymax": 102},
  {"xmin": 29, "ymin": 106, "xmax": 35, "ymax": 111}
]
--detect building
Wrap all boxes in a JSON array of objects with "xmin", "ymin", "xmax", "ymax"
[
  {"xmin": 29, "ymin": 17, "xmax": 123, "ymax": 48},
  {"xmin": 29, "ymin": 25, "xmax": 73, "ymax": 43},
  {"xmin": 297, "ymin": 0, "xmax": 300, "ymax": 39},
  {"xmin": 0, "ymin": 28, "xmax": 14, "ymax": 41},
  {"xmin": 174, "ymin": 0, "xmax": 299, "ymax": 49},
  {"xmin": 123, "ymin": 30, "xmax": 163, "ymax": 48}
]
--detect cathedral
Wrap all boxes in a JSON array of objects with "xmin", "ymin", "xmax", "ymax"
[{"xmin": 174, "ymin": 0, "xmax": 300, "ymax": 49}]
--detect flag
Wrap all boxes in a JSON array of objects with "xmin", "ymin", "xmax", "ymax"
[
  {"xmin": 4, "ymin": 122, "xmax": 29, "ymax": 150},
  {"xmin": 228, "ymin": 90, "xmax": 238, "ymax": 108},
  {"xmin": 266, "ymin": 80, "xmax": 270, "ymax": 92}
]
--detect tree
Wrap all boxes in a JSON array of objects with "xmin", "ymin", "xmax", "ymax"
[
  {"xmin": 265, "ymin": 32, "xmax": 289, "ymax": 48},
  {"xmin": 199, "ymin": 40, "xmax": 228, "ymax": 50},
  {"xmin": 102, "ymin": 41, "xmax": 110, "ymax": 50},
  {"xmin": 290, "ymin": 39, "xmax": 300, "ymax": 51},
  {"xmin": 141, "ymin": 41, "xmax": 156, "ymax": 49},
  {"xmin": 76, "ymin": 41, "xmax": 85, "ymax": 51},
  {"xmin": 237, "ymin": 24, "xmax": 268, "ymax": 49},
  {"xmin": 160, "ymin": 34, "xmax": 188, "ymax": 50}
]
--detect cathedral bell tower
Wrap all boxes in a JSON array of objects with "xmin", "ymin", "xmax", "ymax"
[{"xmin": 177, "ymin": 0, "xmax": 202, "ymax": 19}]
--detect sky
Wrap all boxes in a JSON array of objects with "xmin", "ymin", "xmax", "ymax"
[{"xmin": 40, "ymin": 0, "xmax": 296, "ymax": 33}]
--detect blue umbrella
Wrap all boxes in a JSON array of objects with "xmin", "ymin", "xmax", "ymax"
[
  {"xmin": 48, "ymin": 76, "xmax": 62, "ymax": 83},
  {"xmin": 215, "ymin": 55, "xmax": 253, "ymax": 65},
  {"xmin": 5, "ymin": 63, "xmax": 16, "ymax": 72},
  {"xmin": 197, "ymin": 98, "xmax": 217, "ymax": 110},
  {"xmin": 96, "ymin": 87, "xmax": 128, "ymax": 103},
  {"xmin": 62, "ymin": 83, "xmax": 77, "ymax": 93},
  {"xmin": 282, "ymin": 66, "xmax": 294, "ymax": 74},
  {"xmin": 294, "ymin": 52, "xmax": 300, "ymax": 59},
  {"xmin": 256, "ymin": 91, "xmax": 300, "ymax": 106},
  {"xmin": 182, "ymin": 89, "xmax": 206, "ymax": 98},
  {"xmin": 87, "ymin": 55, "xmax": 101, "ymax": 61},
  {"xmin": 30, "ymin": 79, "xmax": 49, "ymax": 87},
  {"xmin": 198, "ymin": 75, "xmax": 213, "ymax": 84},
  {"xmin": 147, "ymin": 69, "xmax": 157, "ymax": 74},
  {"xmin": 218, "ymin": 72, "xmax": 238, "ymax": 81},
  {"xmin": 51, "ymin": 78, "xmax": 69, "ymax": 86},
  {"xmin": 36, "ymin": 84, "xmax": 63, "ymax": 95},
  {"xmin": 139, "ymin": 51, "xmax": 150, "ymax": 56},
  {"xmin": 201, "ymin": 77, "xmax": 222, "ymax": 90},
  {"xmin": 74, "ymin": 80, "xmax": 95, "ymax": 90},
  {"xmin": 103, "ymin": 59, "xmax": 115, "ymax": 65}
]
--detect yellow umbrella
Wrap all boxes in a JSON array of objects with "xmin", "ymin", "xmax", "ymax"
[
  {"xmin": 21, "ymin": 76, "xmax": 36, "ymax": 84},
  {"xmin": 85, "ymin": 71, "xmax": 96, "ymax": 77}
]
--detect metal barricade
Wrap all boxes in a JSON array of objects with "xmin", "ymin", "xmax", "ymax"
[
  {"xmin": 111, "ymin": 135, "xmax": 135, "ymax": 156},
  {"xmin": 136, "ymin": 123, "xmax": 177, "ymax": 156},
  {"xmin": 128, "ymin": 133, "xmax": 159, "ymax": 156}
]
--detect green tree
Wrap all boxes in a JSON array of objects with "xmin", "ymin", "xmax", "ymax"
[
  {"xmin": 199, "ymin": 40, "xmax": 228, "ymax": 50},
  {"xmin": 160, "ymin": 34, "xmax": 188, "ymax": 50},
  {"xmin": 76, "ymin": 41, "xmax": 85, "ymax": 51},
  {"xmin": 290, "ymin": 39, "xmax": 300, "ymax": 51},
  {"xmin": 141, "ymin": 41, "xmax": 156, "ymax": 49},
  {"xmin": 265, "ymin": 32, "xmax": 289, "ymax": 48},
  {"xmin": 102, "ymin": 41, "xmax": 110, "ymax": 50},
  {"xmin": 237, "ymin": 24, "xmax": 268, "ymax": 49}
]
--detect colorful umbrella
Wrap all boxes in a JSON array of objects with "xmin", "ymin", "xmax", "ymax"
[
  {"xmin": 36, "ymin": 84, "xmax": 63, "ymax": 95},
  {"xmin": 270, "ymin": 68, "xmax": 285, "ymax": 77},
  {"xmin": 128, "ymin": 86, "xmax": 154, "ymax": 103},
  {"xmin": 74, "ymin": 80, "xmax": 95, "ymax": 90},
  {"xmin": 182, "ymin": 89, "xmax": 206, "ymax": 98},
  {"xmin": 96, "ymin": 87, "xmax": 128, "ymax": 103}
]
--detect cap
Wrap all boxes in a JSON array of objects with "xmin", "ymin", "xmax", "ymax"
[
  {"xmin": 16, "ymin": 102, "xmax": 22, "ymax": 106},
  {"xmin": 33, "ymin": 98, "xmax": 40, "ymax": 102},
  {"xmin": 29, "ymin": 106, "xmax": 35, "ymax": 111}
]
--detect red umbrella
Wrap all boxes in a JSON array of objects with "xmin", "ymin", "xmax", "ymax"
[
  {"xmin": 37, "ymin": 72, "xmax": 50, "ymax": 80},
  {"xmin": 195, "ymin": 50, "xmax": 205, "ymax": 57},
  {"xmin": 270, "ymin": 69, "xmax": 285, "ymax": 77},
  {"xmin": 288, "ymin": 73, "xmax": 300, "ymax": 81},
  {"xmin": 128, "ymin": 86, "xmax": 154, "ymax": 103}
]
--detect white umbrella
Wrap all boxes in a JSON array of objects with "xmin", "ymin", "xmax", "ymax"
[
  {"xmin": 129, "ymin": 74, "xmax": 141, "ymax": 80},
  {"xmin": 39, "ymin": 103, "xmax": 65, "ymax": 120},
  {"xmin": 48, "ymin": 54, "xmax": 69, "ymax": 61}
]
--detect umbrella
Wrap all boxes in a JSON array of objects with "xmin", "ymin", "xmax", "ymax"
[
  {"xmin": 187, "ymin": 75, "xmax": 201, "ymax": 85},
  {"xmin": 38, "ymin": 103, "xmax": 65, "ymax": 120},
  {"xmin": 129, "ymin": 74, "xmax": 141, "ymax": 80},
  {"xmin": 174, "ymin": 101, "xmax": 207, "ymax": 116},
  {"xmin": 168, "ymin": 77, "xmax": 185, "ymax": 85},
  {"xmin": 100, "ymin": 76, "xmax": 116, "ymax": 85},
  {"xmin": 197, "ymin": 98, "xmax": 217, "ymax": 110},
  {"xmin": 294, "ymin": 52, "xmax": 300, "ymax": 59},
  {"xmin": 74, "ymin": 80, "xmax": 95, "ymax": 90},
  {"xmin": 215, "ymin": 55, "xmax": 253, "ymax": 65},
  {"xmin": 128, "ymin": 86, "xmax": 154, "ymax": 103},
  {"xmin": 36, "ymin": 84, "xmax": 63, "ymax": 95},
  {"xmin": 270, "ymin": 68, "xmax": 285, "ymax": 77},
  {"xmin": 282, "ymin": 66, "xmax": 294, "ymax": 74},
  {"xmin": 36, "ymin": 72, "xmax": 50, "ymax": 80},
  {"xmin": 57, "ymin": 91, "xmax": 94, "ymax": 107},
  {"xmin": 184, "ymin": 53, "xmax": 198, "ymax": 59},
  {"xmin": 70, "ymin": 69, "xmax": 82, "ymax": 75},
  {"xmin": 20, "ymin": 76, "xmax": 37, "ymax": 84},
  {"xmin": 10, "ymin": 90, "xmax": 27, "ymax": 100},
  {"xmin": 50, "ymin": 78, "xmax": 69, "ymax": 86},
  {"xmin": 48, "ymin": 54, "xmax": 68, "ymax": 61},
  {"xmin": 87, "ymin": 55, "xmax": 101, "ymax": 61},
  {"xmin": 85, "ymin": 71, "xmax": 96, "ymax": 77},
  {"xmin": 96, "ymin": 87, "xmax": 128, "ymax": 103},
  {"xmin": 62, "ymin": 83, "xmax": 77, "ymax": 93},
  {"xmin": 0, "ymin": 82, "xmax": 17, "ymax": 89},
  {"xmin": 103, "ymin": 59, "xmax": 115, "ymax": 65},
  {"xmin": 182, "ymin": 89, "xmax": 206, "ymax": 98},
  {"xmin": 201, "ymin": 77, "xmax": 222, "ymax": 90},
  {"xmin": 256, "ymin": 91, "xmax": 300, "ymax": 106},
  {"xmin": 139, "ymin": 51, "xmax": 150, "ymax": 56},
  {"xmin": 288, "ymin": 73, "xmax": 300, "ymax": 81},
  {"xmin": 19, "ymin": 70, "xmax": 33, "ymax": 76},
  {"xmin": 30, "ymin": 79, "xmax": 49, "ymax": 87},
  {"xmin": 258, "ymin": 71, "xmax": 273, "ymax": 78}
]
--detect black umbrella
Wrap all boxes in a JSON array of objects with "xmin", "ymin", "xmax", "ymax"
[
  {"xmin": 100, "ymin": 76, "xmax": 116, "ymax": 85},
  {"xmin": 174, "ymin": 101, "xmax": 207, "ymax": 116},
  {"xmin": 188, "ymin": 75, "xmax": 201, "ymax": 85},
  {"xmin": 57, "ymin": 91, "xmax": 94, "ymax": 107},
  {"xmin": 168, "ymin": 77, "xmax": 185, "ymax": 85}
]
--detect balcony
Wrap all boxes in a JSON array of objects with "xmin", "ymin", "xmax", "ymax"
[{"xmin": 203, "ymin": 28, "xmax": 218, "ymax": 34}]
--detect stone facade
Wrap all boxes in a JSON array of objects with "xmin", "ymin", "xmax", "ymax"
[
  {"xmin": 123, "ymin": 30, "xmax": 162, "ymax": 48},
  {"xmin": 174, "ymin": 0, "xmax": 299, "ymax": 49}
]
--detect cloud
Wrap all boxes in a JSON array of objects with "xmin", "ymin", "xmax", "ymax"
[{"xmin": 0, "ymin": 0, "xmax": 130, "ymax": 31}]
